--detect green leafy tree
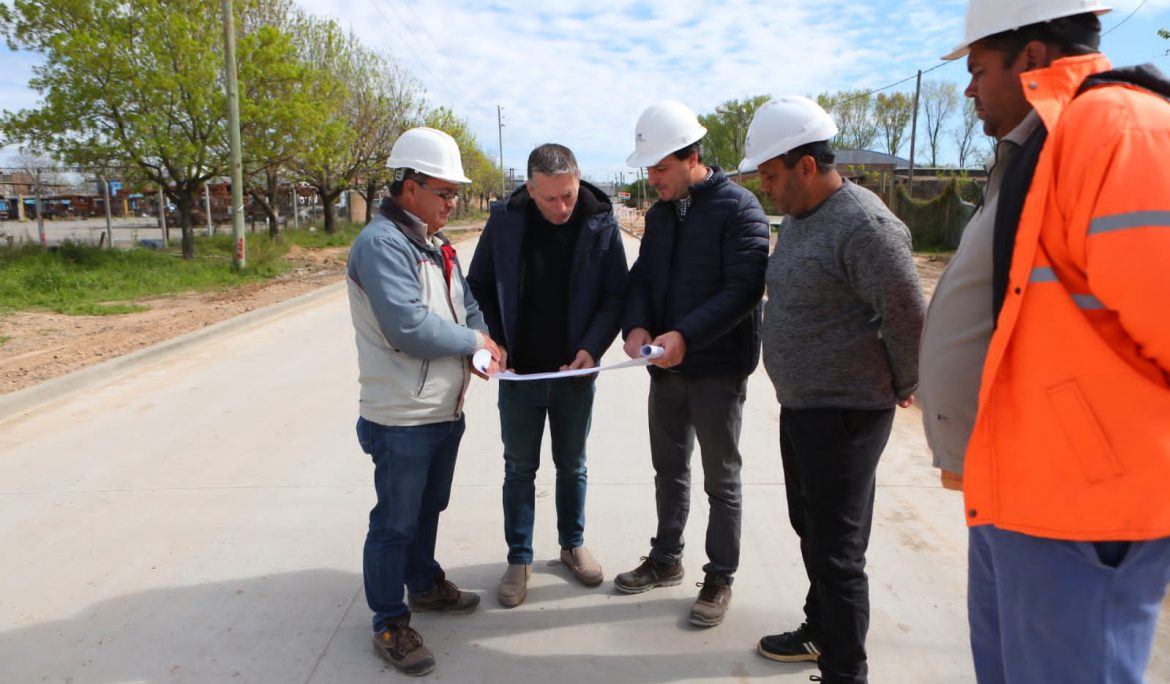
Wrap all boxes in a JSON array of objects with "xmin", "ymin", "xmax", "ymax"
[
  {"xmin": 353, "ymin": 58, "xmax": 425, "ymax": 224},
  {"xmin": 817, "ymin": 90, "xmax": 879, "ymax": 151},
  {"xmin": 424, "ymin": 106, "xmax": 502, "ymax": 219},
  {"xmin": 1, "ymin": 0, "xmax": 231, "ymax": 258},
  {"xmin": 874, "ymin": 91, "xmax": 914, "ymax": 157},
  {"xmin": 697, "ymin": 95, "xmax": 770, "ymax": 172},
  {"xmin": 237, "ymin": 0, "xmax": 319, "ymax": 237},
  {"xmin": 292, "ymin": 18, "xmax": 381, "ymax": 234}
]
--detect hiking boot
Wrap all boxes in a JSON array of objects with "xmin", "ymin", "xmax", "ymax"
[
  {"xmin": 560, "ymin": 546, "xmax": 604, "ymax": 587},
  {"xmin": 497, "ymin": 563, "xmax": 532, "ymax": 608},
  {"xmin": 613, "ymin": 556, "xmax": 684, "ymax": 594},
  {"xmin": 758, "ymin": 623, "xmax": 822, "ymax": 663},
  {"xmin": 372, "ymin": 619, "xmax": 435, "ymax": 677},
  {"xmin": 689, "ymin": 574, "xmax": 732, "ymax": 627},
  {"xmin": 407, "ymin": 570, "xmax": 480, "ymax": 614}
]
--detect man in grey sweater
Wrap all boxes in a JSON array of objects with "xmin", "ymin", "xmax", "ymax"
[{"xmin": 739, "ymin": 97, "xmax": 925, "ymax": 684}]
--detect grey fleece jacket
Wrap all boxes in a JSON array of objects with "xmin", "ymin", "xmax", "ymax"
[{"xmin": 763, "ymin": 180, "xmax": 925, "ymax": 410}]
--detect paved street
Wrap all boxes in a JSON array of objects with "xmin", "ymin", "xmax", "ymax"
[{"xmin": 1, "ymin": 233, "xmax": 1166, "ymax": 683}]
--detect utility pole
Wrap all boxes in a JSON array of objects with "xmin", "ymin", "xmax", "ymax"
[
  {"xmin": 497, "ymin": 105, "xmax": 505, "ymax": 200},
  {"xmin": 100, "ymin": 174, "xmax": 113, "ymax": 247},
  {"xmin": 221, "ymin": 0, "xmax": 246, "ymax": 270},
  {"xmin": 204, "ymin": 181, "xmax": 214, "ymax": 236},
  {"xmin": 34, "ymin": 168, "xmax": 45, "ymax": 247},
  {"xmin": 291, "ymin": 184, "xmax": 299, "ymax": 231},
  {"xmin": 908, "ymin": 69, "xmax": 922, "ymax": 198},
  {"xmin": 157, "ymin": 185, "xmax": 168, "ymax": 248}
]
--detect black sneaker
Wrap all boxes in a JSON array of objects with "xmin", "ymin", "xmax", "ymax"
[
  {"xmin": 758, "ymin": 623, "xmax": 821, "ymax": 663},
  {"xmin": 613, "ymin": 556, "xmax": 684, "ymax": 594}
]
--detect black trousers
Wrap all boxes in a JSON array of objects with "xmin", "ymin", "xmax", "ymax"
[{"xmin": 779, "ymin": 406, "xmax": 894, "ymax": 684}]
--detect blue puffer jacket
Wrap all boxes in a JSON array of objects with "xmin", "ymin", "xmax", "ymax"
[
  {"xmin": 623, "ymin": 166, "xmax": 769, "ymax": 377},
  {"xmin": 467, "ymin": 180, "xmax": 629, "ymax": 363}
]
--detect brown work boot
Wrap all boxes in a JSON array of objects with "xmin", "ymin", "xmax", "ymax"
[
  {"xmin": 407, "ymin": 570, "xmax": 480, "ymax": 614},
  {"xmin": 497, "ymin": 563, "xmax": 532, "ymax": 608},
  {"xmin": 560, "ymin": 546, "xmax": 604, "ymax": 587},
  {"xmin": 372, "ymin": 615, "xmax": 435, "ymax": 677},
  {"xmin": 613, "ymin": 556, "xmax": 684, "ymax": 594},
  {"xmin": 689, "ymin": 574, "xmax": 732, "ymax": 627}
]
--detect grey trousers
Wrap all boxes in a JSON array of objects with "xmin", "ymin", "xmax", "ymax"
[{"xmin": 646, "ymin": 371, "xmax": 747, "ymax": 580}]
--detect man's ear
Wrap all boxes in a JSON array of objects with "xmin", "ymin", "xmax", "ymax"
[{"xmin": 1022, "ymin": 40, "xmax": 1053, "ymax": 71}]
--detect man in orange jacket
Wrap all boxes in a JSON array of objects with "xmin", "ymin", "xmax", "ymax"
[{"xmin": 919, "ymin": 1, "xmax": 1170, "ymax": 682}]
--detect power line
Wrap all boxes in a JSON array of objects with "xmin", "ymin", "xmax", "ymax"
[{"xmin": 1102, "ymin": 0, "xmax": 1149, "ymax": 37}]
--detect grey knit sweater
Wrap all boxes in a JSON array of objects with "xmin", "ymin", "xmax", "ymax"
[{"xmin": 763, "ymin": 180, "xmax": 925, "ymax": 410}]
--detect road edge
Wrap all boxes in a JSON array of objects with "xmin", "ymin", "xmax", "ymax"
[{"xmin": 0, "ymin": 280, "xmax": 346, "ymax": 424}]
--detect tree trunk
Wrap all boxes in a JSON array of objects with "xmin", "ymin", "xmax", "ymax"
[
  {"xmin": 176, "ymin": 190, "xmax": 196, "ymax": 259},
  {"xmin": 319, "ymin": 187, "xmax": 343, "ymax": 234},
  {"xmin": 364, "ymin": 178, "xmax": 377, "ymax": 224},
  {"xmin": 265, "ymin": 171, "xmax": 281, "ymax": 239}
]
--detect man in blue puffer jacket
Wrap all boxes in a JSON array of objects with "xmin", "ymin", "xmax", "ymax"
[{"xmin": 614, "ymin": 101, "xmax": 769, "ymax": 628}]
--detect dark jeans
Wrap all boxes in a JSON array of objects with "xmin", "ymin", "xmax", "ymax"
[
  {"xmin": 969, "ymin": 525, "xmax": 1170, "ymax": 684},
  {"xmin": 356, "ymin": 415, "xmax": 464, "ymax": 632},
  {"xmin": 499, "ymin": 378, "xmax": 595, "ymax": 565},
  {"xmin": 647, "ymin": 371, "xmax": 747, "ymax": 579},
  {"xmin": 779, "ymin": 406, "xmax": 894, "ymax": 684}
]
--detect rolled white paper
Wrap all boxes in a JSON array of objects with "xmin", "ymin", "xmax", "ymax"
[{"xmin": 472, "ymin": 348, "xmax": 493, "ymax": 374}]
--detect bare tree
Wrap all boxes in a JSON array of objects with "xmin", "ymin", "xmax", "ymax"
[
  {"xmin": 920, "ymin": 80, "xmax": 960, "ymax": 166},
  {"xmin": 953, "ymin": 98, "xmax": 985, "ymax": 168}
]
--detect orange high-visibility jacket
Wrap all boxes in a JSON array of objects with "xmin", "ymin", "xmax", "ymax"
[{"xmin": 964, "ymin": 53, "xmax": 1170, "ymax": 541}]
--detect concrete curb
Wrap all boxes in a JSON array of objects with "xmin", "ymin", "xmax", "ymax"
[{"xmin": 0, "ymin": 280, "xmax": 346, "ymax": 424}]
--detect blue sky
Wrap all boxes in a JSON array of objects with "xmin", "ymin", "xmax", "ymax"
[{"xmin": 4, "ymin": 0, "xmax": 1169, "ymax": 180}]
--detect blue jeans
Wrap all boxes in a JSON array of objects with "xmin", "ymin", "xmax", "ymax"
[
  {"xmin": 356, "ymin": 416, "xmax": 464, "ymax": 632},
  {"xmin": 968, "ymin": 525, "xmax": 1170, "ymax": 684},
  {"xmin": 499, "ymin": 378, "xmax": 595, "ymax": 565}
]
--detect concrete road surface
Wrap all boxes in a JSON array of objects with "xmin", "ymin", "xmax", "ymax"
[{"xmin": 1, "ymin": 234, "xmax": 1167, "ymax": 683}]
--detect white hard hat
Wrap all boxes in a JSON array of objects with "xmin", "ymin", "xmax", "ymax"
[
  {"xmin": 942, "ymin": 0, "xmax": 1111, "ymax": 61},
  {"xmin": 387, "ymin": 127, "xmax": 471, "ymax": 184},
  {"xmin": 738, "ymin": 96, "xmax": 839, "ymax": 174},
  {"xmin": 626, "ymin": 100, "xmax": 708, "ymax": 167}
]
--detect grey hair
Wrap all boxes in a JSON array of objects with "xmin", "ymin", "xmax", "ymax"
[{"xmin": 527, "ymin": 143, "xmax": 579, "ymax": 179}]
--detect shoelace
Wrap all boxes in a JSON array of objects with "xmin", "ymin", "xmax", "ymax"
[{"xmin": 695, "ymin": 581, "xmax": 724, "ymax": 602}]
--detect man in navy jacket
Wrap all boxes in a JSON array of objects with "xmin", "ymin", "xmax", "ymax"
[
  {"xmin": 615, "ymin": 101, "xmax": 769, "ymax": 628},
  {"xmin": 467, "ymin": 143, "xmax": 628, "ymax": 608}
]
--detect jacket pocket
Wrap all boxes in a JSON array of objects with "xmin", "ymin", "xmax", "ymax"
[
  {"xmin": 416, "ymin": 359, "xmax": 430, "ymax": 397},
  {"xmin": 1045, "ymin": 380, "xmax": 1123, "ymax": 483}
]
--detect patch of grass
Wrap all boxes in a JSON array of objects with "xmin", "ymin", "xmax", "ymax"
[
  {"xmin": 0, "ymin": 336, "xmax": 10, "ymax": 347},
  {"xmin": 0, "ymin": 239, "xmax": 281, "ymax": 315},
  {"xmin": 61, "ymin": 303, "xmax": 151, "ymax": 316}
]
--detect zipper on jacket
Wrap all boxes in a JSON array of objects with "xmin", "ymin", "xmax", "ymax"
[
  {"xmin": 436, "ymin": 247, "xmax": 471, "ymax": 418},
  {"xmin": 416, "ymin": 359, "xmax": 430, "ymax": 397}
]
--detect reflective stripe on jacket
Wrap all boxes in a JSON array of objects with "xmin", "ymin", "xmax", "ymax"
[{"xmin": 964, "ymin": 54, "xmax": 1170, "ymax": 540}]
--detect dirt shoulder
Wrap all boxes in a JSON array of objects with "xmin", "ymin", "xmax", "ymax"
[{"xmin": 0, "ymin": 229, "xmax": 949, "ymax": 396}]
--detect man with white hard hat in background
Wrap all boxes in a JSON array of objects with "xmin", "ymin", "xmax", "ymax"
[
  {"xmin": 347, "ymin": 126, "xmax": 501, "ymax": 676},
  {"xmin": 740, "ymin": 95, "xmax": 924, "ymax": 684},
  {"xmin": 615, "ymin": 100, "xmax": 769, "ymax": 628},
  {"xmin": 918, "ymin": 1, "xmax": 1170, "ymax": 681}
]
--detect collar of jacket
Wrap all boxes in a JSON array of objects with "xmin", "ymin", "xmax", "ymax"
[
  {"xmin": 686, "ymin": 165, "xmax": 725, "ymax": 197},
  {"xmin": 379, "ymin": 196, "xmax": 433, "ymax": 247},
  {"xmin": 1020, "ymin": 53, "xmax": 1112, "ymax": 136},
  {"xmin": 504, "ymin": 178, "xmax": 613, "ymax": 218}
]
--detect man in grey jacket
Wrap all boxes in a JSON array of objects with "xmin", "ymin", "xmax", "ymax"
[
  {"xmin": 347, "ymin": 127, "xmax": 501, "ymax": 677},
  {"xmin": 739, "ymin": 97, "xmax": 925, "ymax": 684}
]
